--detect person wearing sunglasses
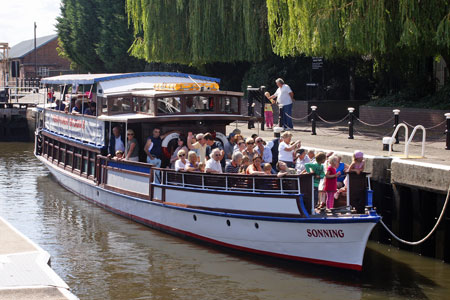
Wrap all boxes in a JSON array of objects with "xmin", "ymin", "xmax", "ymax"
[
  {"xmin": 187, "ymin": 132, "xmax": 207, "ymax": 163},
  {"xmin": 170, "ymin": 134, "xmax": 188, "ymax": 168},
  {"xmin": 205, "ymin": 148, "xmax": 223, "ymax": 173},
  {"xmin": 174, "ymin": 149, "xmax": 187, "ymax": 171},
  {"xmin": 125, "ymin": 129, "xmax": 139, "ymax": 161}
]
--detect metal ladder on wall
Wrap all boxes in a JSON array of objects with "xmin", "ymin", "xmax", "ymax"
[{"xmin": 388, "ymin": 123, "xmax": 426, "ymax": 158}]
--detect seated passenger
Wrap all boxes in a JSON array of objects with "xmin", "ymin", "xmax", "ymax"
[
  {"xmin": 83, "ymin": 102, "xmax": 96, "ymax": 116},
  {"xmin": 295, "ymin": 149, "xmax": 310, "ymax": 174},
  {"xmin": 125, "ymin": 129, "xmax": 139, "ymax": 161},
  {"xmin": 234, "ymin": 139, "xmax": 246, "ymax": 154},
  {"xmin": 255, "ymin": 137, "xmax": 272, "ymax": 164},
  {"xmin": 170, "ymin": 135, "xmax": 188, "ymax": 168},
  {"xmin": 205, "ymin": 148, "xmax": 222, "ymax": 174},
  {"xmin": 174, "ymin": 149, "xmax": 187, "ymax": 171},
  {"xmin": 72, "ymin": 99, "xmax": 82, "ymax": 114},
  {"xmin": 55, "ymin": 99, "xmax": 65, "ymax": 111},
  {"xmin": 239, "ymin": 155, "xmax": 250, "ymax": 174},
  {"xmin": 198, "ymin": 162, "xmax": 206, "ymax": 173},
  {"xmin": 276, "ymin": 161, "xmax": 297, "ymax": 177},
  {"xmin": 112, "ymin": 150, "xmax": 124, "ymax": 160},
  {"xmin": 225, "ymin": 151, "xmax": 242, "ymax": 173},
  {"xmin": 184, "ymin": 151, "xmax": 199, "ymax": 172},
  {"xmin": 242, "ymin": 138, "xmax": 257, "ymax": 161},
  {"xmin": 263, "ymin": 163, "xmax": 272, "ymax": 175},
  {"xmin": 246, "ymin": 154, "xmax": 265, "ymax": 175},
  {"xmin": 185, "ymin": 97, "xmax": 196, "ymax": 113}
]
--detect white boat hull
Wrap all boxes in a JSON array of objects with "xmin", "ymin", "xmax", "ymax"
[{"xmin": 39, "ymin": 156, "xmax": 378, "ymax": 271}]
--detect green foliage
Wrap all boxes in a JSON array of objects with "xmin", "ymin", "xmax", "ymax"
[
  {"xmin": 367, "ymin": 84, "xmax": 450, "ymax": 110},
  {"xmin": 266, "ymin": 0, "xmax": 450, "ymax": 62},
  {"xmin": 56, "ymin": 0, "xmax": 146, "ymax": 72},
  {"xmin": 126, "ymin": 0, "xmax": 272, "ymax": 65}
]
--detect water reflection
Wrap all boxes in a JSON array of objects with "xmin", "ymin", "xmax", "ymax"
[{"xmin": 1, "ymin": 142, "xmax": 450, "ymax": 300}]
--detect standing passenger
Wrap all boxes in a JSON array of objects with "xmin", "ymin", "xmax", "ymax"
[
  {"xmin": 125, "ymin": 129, "xmax": 139, "ymax": 161},
  {"xmin": 108, "ymin": 126, "xmax": 125, "ymax": 157},
  {"xmin": 144, "ymin": 128, "xmax": 163, "ymax": 167},
  {"xmin": 187, "ymin": 132, "xmax": 207, "ymax": 163},
  {"xmin": 324, "ymin": 156, "xmax": 341, "ymax": 209},
  {"xmin": 305, "ymin": 152, "xmax": 326, "ymax": 207}
]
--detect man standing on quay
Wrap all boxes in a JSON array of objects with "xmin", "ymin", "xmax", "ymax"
[{"xmin": 265, "ymin": 78, "xmax": 294, "ymax": 130}]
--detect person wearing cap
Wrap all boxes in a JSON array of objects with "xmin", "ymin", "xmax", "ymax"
[
  {"xmin": 265, "ymin": 78, "xmax": 294, "ymax": 130},
  {"xmin": 348, "ymin": 150, "xmax": 365, "ymax": 175},
  {"xmin": 267, "ymin": 126, "xmax": 284, "ymax": 169}
]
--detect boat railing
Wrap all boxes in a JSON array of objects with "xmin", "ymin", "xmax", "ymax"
[
  {"xmin": 96, "ymin": 156, "xmax": 371, "ymax": 214},
  {"xmin": 152, "ymin": 167, "xmax": 310, "ymax": 195}
]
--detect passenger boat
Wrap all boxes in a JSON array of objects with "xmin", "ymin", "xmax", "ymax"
[{"xmin": 34, "ymin": 72, "xmax": 380, "ymax": 271}]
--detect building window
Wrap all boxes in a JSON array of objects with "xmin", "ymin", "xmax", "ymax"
[{"xmin": 37, "ymin": 67, "xmax": 49, "ymax": 77}]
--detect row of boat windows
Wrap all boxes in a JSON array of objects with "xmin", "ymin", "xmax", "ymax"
[
  {"xmin": 99, "ymin": 95, "xmax": 240, "ymax": 116},
  {"xmin": 42, "ymin": 136, "xmax": 97, "ymax": 179}
]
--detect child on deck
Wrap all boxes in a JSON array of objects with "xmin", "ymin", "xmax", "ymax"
[
  {"xmin": 304, "ymin": 152, "xmax": 326, "ymax": 207},
  {"xmin": 324, "ymin": 156, "xmax": 341, "ymax": 209},
  {"xmin": 348, "ymin": 151, "xmax": 365, "ymax": 174}
]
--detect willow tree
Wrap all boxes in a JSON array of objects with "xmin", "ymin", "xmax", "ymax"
[
  {"xmin": 266, "ymin": 0, "xmax": 450, "ymax": 65},
  {"xmin": 126, "ymin": 0, "xmax": 271, "ymax": 64}
]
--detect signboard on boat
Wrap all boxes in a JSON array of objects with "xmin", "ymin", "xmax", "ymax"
[{"xmin": 44, "ymin": 110, "xmax": 105, "ymax": 145}]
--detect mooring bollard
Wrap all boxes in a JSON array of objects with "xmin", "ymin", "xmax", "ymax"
[
  {"xmin": 393, "ymin": 109, "xmax": 400, "ymax": 144},
  {"xmin": 311, "ymin": 106, "xmax": 317, "ymax": 135},
  {"xmin": 348, "ymin": 107, "xmax": 355, "ymax": 139},
  {"xmin": 445, "ymin": 113, "xmax": 450, "ymax": 150}
]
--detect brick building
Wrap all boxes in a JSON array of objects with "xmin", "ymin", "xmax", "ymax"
[{"xmin": 1, "ymin": 34, "xmax": 72, "ymax": 86}]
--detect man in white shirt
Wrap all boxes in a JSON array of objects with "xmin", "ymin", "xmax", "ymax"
[
  {"xmin": 108, "ymin": 126, "xmax": 125, "ymax": 157},
  {"xmin": 205, "ymin": 148, "xmax": 223, "ymax": 173},
  {"xmin": 265, "ymin": 78, "xmax": 294, "ymax": 129}
]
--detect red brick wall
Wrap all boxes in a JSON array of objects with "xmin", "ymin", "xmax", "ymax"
[
  {"xmin": 21, "ymin": 38, "xmax": 71, "ymax": 78},
  {"xmin": 359, "ymin": 106, "xmax": 448, "ymax": 129}
]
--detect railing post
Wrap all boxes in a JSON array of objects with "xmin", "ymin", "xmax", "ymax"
[
  {"xmin": 348, "ymin": 107, "xmax": 355, "ymax": 139},
  {"xmin": 311, "ymin": 105, "xmax": 317, "ymax": 135},
  {"xmin": 393, "ymin": 109, "xmax": 400, "ymax": 144},
  {"xmin": 446, "ymin": 113, "xmax": 450, "ymax": 150}
]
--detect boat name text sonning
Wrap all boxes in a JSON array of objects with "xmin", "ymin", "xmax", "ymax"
[{"xmin": 306, "ymin": 229, "xmax": 345, "ymax": 238}]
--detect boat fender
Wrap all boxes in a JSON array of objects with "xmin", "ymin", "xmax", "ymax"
[{"xmin": 162, "ymin": 132, "xmax": 180, "ymax": 159}]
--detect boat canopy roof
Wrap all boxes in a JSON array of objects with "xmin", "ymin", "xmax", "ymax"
[{"xmin": 41, "ymin": 72, "xmax": 220, "ymax": 85}]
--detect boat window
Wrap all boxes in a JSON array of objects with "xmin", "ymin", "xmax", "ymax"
[
  {"xmin": 156, "ymin": 97, "xmax": 181, "ymax": 114},
  {"xmin": 89, "ymin": 152, "xmax": 96, "ymax": 176},
  {"xmin": 190, "ymin": 96, "xmax": 215, "ymax": 112},
  {"xmin": 82, "ymin": 150, "xmax": 88, "ymax": 174},
  {"xmin": 132, "ymin": 97, "xmax": 155, "ymax": 115},
  {"xmin": 100, "ymin": 97, "xmax": 108, "ymax": 115},
  {"xmin": 59, "ymin": 144, "xmax": 66, "ymax": 166},
  {"xmin": 108, "ymin": 97, "xmax": 132, "ymax": 114},
  {"xmin": 66, "ymin": 146, "xmax": 74, "ymax": 167},
  {"xmin": 74, "ymin": 148, "xmax": 81, "ymax": 171},
  {"xmin": 219, "ymin": 96, "xmax": 239, "ymax": 114}
]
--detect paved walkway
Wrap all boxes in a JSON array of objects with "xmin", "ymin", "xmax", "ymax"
[{"xmin": 0, "ymin": 217, "xmax": 77, "ymax": 300}]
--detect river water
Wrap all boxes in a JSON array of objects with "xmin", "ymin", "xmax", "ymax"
[{"xmin": 1, "ymin": 142, "xmax": 450, "ymax": 300}]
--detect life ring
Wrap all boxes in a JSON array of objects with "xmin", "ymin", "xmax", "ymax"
[
  {"xmin": 161, "ymin": 132, "xmax": 179, "ymax": 159},
  {"xmin": 214, "ymin": 132, "xmax": 230, "ymax": 150}
]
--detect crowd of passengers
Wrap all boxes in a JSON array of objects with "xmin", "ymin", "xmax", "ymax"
[
  {"xmin": 107, "ymin": 126, "xmax": 365, "ymax": 210},
  {"xmin": 50, "ymin": 90, "xmax": 97, "ymax": 116}
]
